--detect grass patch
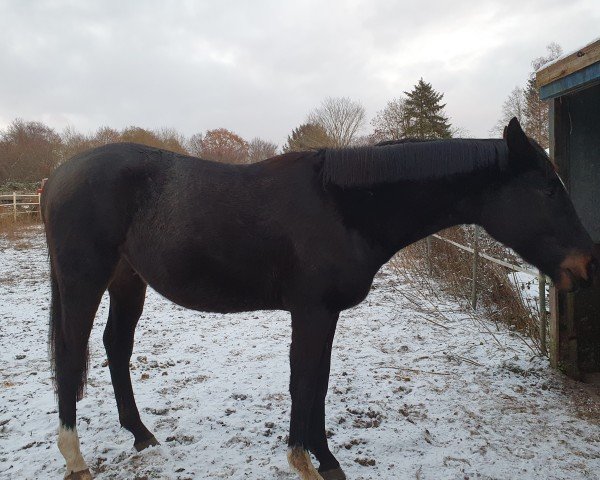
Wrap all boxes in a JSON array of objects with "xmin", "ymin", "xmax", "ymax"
[{"xmin": 0, "ymin": 214, "xmax": 43, "ymax": 243}]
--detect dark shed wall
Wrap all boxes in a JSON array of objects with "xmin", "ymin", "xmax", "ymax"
[
  {"xmin": 551, "ymin": 82, "xmax": 600, "ymax": 380},
  {"xmin": 564, "ymin": 84, "xmax": 600, "ymax": 242}
]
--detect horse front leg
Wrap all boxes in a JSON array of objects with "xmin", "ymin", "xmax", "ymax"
[
  {"xmin": 308, "ymin": 317, "xmax": 346, "ymax": 480},
  {"xmin": 287, "ymin": 307, "xmax": 340, "ymax": 480}
]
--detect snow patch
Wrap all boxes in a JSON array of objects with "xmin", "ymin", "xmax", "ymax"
[{"xmin": 0, "ymin": 229, "xmax": 599, "ymax": 479}]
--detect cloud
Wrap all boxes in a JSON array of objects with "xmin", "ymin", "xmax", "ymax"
[{"xmin": 1, "ymin": 0, "xmax": 599, "ymax": 144}]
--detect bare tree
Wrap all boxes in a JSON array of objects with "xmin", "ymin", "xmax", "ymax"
[
  {"xmin": 371, "ymin": 97, "xmax": 410, "ymax": 143},
  {"xmin": 350, "ymin": 134, "xmax": 376, "ymax": 147},
  {"xmin": 532, "ymin": 42, "xmax": 563, "ymax": 71},
  {"xmin": 450, "ymin": 125, "xmax": 471, "ymax": 138},
  {"xmin": 247, "ymin": 138, "xmax": 278, "ymax": 163},
  {"xmin": 187, "ymin": 132, "xmax": 204, "ymax": 157},
  {"xmin": 492, "ymin": 42, "xmax": 562, "ymax": 146},
  {"xmin": 116, "ymin": 126, "xmax": 189, "ymax": 153},
  {"xmin": 524, "ymin": 42, "xmax": 563, "ymax": 149},
  {"xmin": 60, "ymin": 125, "xmax": 94, "ymax": 162},
  {"xmin": 120, "ymin": 126, "xmax": 163, "ymax": 148},
  {"xmin": 490, "ymin": 86, "xmax": 526, "ymax": 137},
  {"xmin": 156, "ymin": 127, "xmax": 188, "ymax": 154},
  {"xmin": 308, "ymin": 97, "xmax": 365, "ymax": 147},
  {"xmin": 93, "ymin": 126, "xmax": 121, "ymax": 146}
]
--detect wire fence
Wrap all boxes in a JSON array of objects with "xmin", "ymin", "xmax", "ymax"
[{"xmin": 427, "ymin": 228, "xmax": 549, "ymax": 356}]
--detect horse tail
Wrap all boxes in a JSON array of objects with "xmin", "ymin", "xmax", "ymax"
[
  {"xmin": 48, "ymin": 259, "xmax": 92, "ymax": 401},
  {"xmin": 48, "ymin": 258, "xmax": 62, "ymax": 394}
]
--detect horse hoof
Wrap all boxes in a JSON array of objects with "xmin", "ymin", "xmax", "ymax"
[
  {"xmin": 134, "ymin": 436, "xmax": 160, "ymax": 451},
  {"xmin": 319, "ymin": 467, "xmax": 347, "ymax": 480},
  {"xmin": 65, "ymin": 468, "xmax": 93, "ymax": 480}
]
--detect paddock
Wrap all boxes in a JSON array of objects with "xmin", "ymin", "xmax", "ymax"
[{"xmin": 1, "ymin": 227, "xmax": 598, "ymax": 479}]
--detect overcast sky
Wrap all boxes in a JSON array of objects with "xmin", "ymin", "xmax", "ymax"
[{"xmin": 1, "ymin": 0, "xmax": 599, "ymax": 146}]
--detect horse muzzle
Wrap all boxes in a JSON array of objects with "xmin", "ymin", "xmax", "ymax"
[{"xmin": 555, "ymin": 252, "xmax": 598, "ymax": 292}]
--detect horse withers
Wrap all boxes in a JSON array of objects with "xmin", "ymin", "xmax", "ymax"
[{"xmin": 42, "ymin": 118, "xmax": 596, "ymax": 480}]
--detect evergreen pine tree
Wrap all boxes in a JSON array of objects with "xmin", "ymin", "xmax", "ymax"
[{"xmin": 403, "ymin": 79, "xmax": 452, "ymax": 139}]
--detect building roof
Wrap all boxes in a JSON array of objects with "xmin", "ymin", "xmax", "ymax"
[{"xmin": 536, "ymin": 38, "xmax": 600, "ymax": 100}]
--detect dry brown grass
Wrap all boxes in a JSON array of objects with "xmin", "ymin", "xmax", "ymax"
[
  {"xmin": 0, "ymin": 213, "xmax": 42, "ymax": 243},
  {"xmin": 391, "ymin": 226, "xmax": 543, "ymax": 354}
]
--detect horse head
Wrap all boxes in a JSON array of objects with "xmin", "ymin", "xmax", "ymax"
[{"xmin": 479, "ymin": 118, "xmax": 597, "ymax": 291}]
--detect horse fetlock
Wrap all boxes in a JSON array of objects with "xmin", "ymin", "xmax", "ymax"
[
  {"xmin": 117, "ymin": 413, "xmax": 137, "ymax": 431},
  {"xmin": 288, "ymin": 447, "xmax": 324, "ymax": 480},
  {"xmin": 117, "ymin": 409, "xmax": 149, "ymax": 435},
  {"xmin": 58, "ymin": 426, "xmax": 89, "ymax": 478}
]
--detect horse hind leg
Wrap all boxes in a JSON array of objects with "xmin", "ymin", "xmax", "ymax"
[
  {"xmin": 103, "ymin": 259, "xmax": 158, "ymax": 451},
  {"xmin": 51, "ymin": 256, "xmax": 115, "ymax": 479}
]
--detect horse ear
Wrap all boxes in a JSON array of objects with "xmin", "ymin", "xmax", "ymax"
[{"xmin": 505, "ymin": 117, "xmax": 534, "ymax": 162}]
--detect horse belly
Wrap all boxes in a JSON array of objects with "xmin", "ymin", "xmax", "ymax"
[{"xmin": 121, "ymin": 246, "xmax": 282, "ymax": 313}]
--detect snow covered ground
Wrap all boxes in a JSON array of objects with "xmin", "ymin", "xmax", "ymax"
[{"xmin": 1, "ymin": 227, "xmax": 599, "ymax": 480}]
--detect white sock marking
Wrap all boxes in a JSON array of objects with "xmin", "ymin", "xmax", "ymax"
[
  {"xmin": 58, "ymin": 425, "xmax": 89, "ymax": 476},
  {"xmin": 287, "ymin": 447, "xmax": 323, "ymax": 480}
]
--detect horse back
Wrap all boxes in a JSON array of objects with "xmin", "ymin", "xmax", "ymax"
[{"xmin": 43, "ymin": 144, "xmax": 369, "ymax": 312}]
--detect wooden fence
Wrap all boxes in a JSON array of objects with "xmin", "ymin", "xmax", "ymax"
[
  {"xmin": 0, "ymin": 192, "xmax": 42, "ymax": 220},
  {"xmin": 427, "ymin": 227, "xmax": 549, "ymax": 355}
]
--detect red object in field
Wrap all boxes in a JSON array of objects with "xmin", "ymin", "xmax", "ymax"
[{"xmin": 37, "ymin": 178, "xmax": 48, "ymax": 194}]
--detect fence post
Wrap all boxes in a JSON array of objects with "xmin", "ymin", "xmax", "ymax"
[
  {"xmin": 471, "ymin": 225, "xmax": 480, "ymax": 309},
  {"xmin": 539, "ymin": 272, "xmax": 547, "ymax": 356},
  {"xmin": 12, "ymin": 191, "xmax": 17, "ymax": 221},
  {"xmin": 38, "ymin": 193, "xmax": 42, "ymax": 220},
  {"xmin": 426, "ymin": 236, "xmax": 433, "ymax": 275}
]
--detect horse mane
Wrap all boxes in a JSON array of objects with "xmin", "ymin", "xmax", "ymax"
[{"xmin": 322, "ymin": 138, "xmax": 509, "ymax": 188}]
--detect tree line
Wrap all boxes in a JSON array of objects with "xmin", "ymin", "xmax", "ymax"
[
  {"xmin": 0, "ymin": 77, "xmax": 453, "ymax": 188},
  {"xmin": 1, "ymin": 45, "xmax": 557, "ymax": 189},
  {"xmin": 0, "ymin": 121, "xmax": 280, "ymax": 187}
]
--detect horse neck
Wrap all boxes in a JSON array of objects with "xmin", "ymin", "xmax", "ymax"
[{"xmin": 330, "ymin": 174, "xmax": 483, "ymax": 260}]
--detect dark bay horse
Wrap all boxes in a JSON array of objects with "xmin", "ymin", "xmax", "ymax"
[{"xmin": 42, "ymin": 118, "xmax": 596, "ymax": 480}]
